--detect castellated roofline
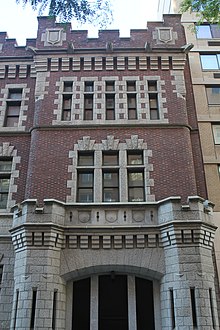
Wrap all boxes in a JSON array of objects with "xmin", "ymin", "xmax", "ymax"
[{"xmin": 0, "ymin": 14, "xmax": 186, "ymax": 56}]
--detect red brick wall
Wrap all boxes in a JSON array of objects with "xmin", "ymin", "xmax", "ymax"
[
  {"xmin": 24, "ymin": 127, "xmax": 198, "ymax": 204},
  {"xmin": 0, "ymin": 15, "xmax": 207, "ymax": 207}
]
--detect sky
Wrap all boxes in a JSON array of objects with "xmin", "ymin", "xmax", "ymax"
[{"xmin": 0, "ymin": 0, "xmax": 159, "ymax": 46}]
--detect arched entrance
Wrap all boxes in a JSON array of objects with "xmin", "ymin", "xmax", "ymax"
[{"xmin": 71, "ymin": 274, "xmax": 155, "ymax": 330}]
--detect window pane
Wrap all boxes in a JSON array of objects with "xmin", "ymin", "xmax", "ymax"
[
  {"xmin": 128, "ymin": 152, "xmax": 143, "ymax": 165},
  {"xmin": 150, "ymin": 109, "xmax": 159, "ymax": 120},
  {"xmin": 211, "ymin": 24, "xmax": 220, "ymax": 38},
  {"xmin": 0, "ymin": 266, "xmax": 3, "ymax": 284},
  {"xmin": 5, "ymin": 117, "xmax": 19, "ymax": 127},
  {"xmin": 62, "ymin": 110, "xmax": 71, "ymax": 121},
  {"xmin": 77, "ymin": 189, "xmax": 93, "ymax": 202},
  {"xmin": 128, "ymin": 109, "xmax": 137, "ymax": 120},
  {"xmin": 148, "ymin": 81, "xmax": 157, "ymax": 91},
  {"xmin": 0, "ymin": 160, "xmax": 12, "ymax": 171},
  {"xmin": 78, "ymin": 173, "xmax": 93, "ymax": 187},
  {"xmin": 64, "ymin": 81, "xmax": 73, "ymax": 92},
  {"xmin": 149, "ymin": 96, "xmax": 158, "ymax": 109},
  {"xmin": 106, "ymin": 81, "xmax": 115, "ymax": 91},
  {"xmin": 103, "ymin": 153, "xmax": 118, "ymax": 165},
  {"xmin": 106, "ymin": 96, "xmax": 115, "ymax": 109},
  {"xmin": 78, "ymin": 153, "xmax": 94, "ymax": 166},
  {"xmin": 0, "ymin": 178, "xmax": 10, "ymax": 192},
  {"xmin": 206, "ymin": 86, "xmax": 220, "ymax": 104},
  {"xmin": 85, "ymin": 82, "xmax": 94, "ymax": 92},
  {"xmin": 201, "ymin": 55, "xmax": 219, "ymax": 70},
  {"xmin": 0, "ymin": 193, "xmax": 8, "ymax": 208},
  {"xmin": 217, "ymin": 55, "xmax": 220, "ymax": 68},
  {"xmin": 128, "ymin": 172, "xmax": 144, "ymax": 186},
  {"xmin": 127, "ymin": 81, "xmax": 136, "ymax": 91},
  {"xmin": 128, "ymin": 95, "xmax": 136, "ymax": 108},
  {"xmin": 103, "ymin": 172, "xmax": 118, "ymax": 187},
  {"xmin": 84, "ymin": 110, "xmax": 93, "ymax": 120},
  {"xmin": 106, "ymin": 110, "xmax": 115, "ymax": 120},
  {"xmin": 196, "ymin": 25, "xmax": 212, "ymax": 38},
  {"xmin": 128, "ymin": 187, "xmax": 144, "ymax": 202},
  {"xmin": 9, "ymin": 89, "xmax": 22, "ymax": 99},
  {"xmin": 7, "ymin": 105, "xmax": 20, "ymax": 116},
  {"xmin": 103, "ymin": 188, "xmax": 119, "ymax": 202},
  {"xmin": 84, "ymin": 96, "xmax": 93, "ymax": 109},
  {"xmin": 213, "ymin": 125, "xmax": 220, "ymax": 144},
  {"xmin": 63, "ymin": 96, "xmax": 72, "ymax": 110}
]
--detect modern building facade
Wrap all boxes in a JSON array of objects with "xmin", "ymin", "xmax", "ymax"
[
  {"xmin": 0, "ymin": 14, "xmax": 219, "ymax": 329},
  {"xmin": 158, "ymin": 0, "xmax": 220, "ymax": 317}
]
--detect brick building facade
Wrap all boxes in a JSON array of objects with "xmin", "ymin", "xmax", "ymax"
[{"xmin": 0, "ymin": 14, "xmax": 219, "ymax": 329}]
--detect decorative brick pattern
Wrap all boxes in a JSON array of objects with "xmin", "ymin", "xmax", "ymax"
[{"xmin": 53, "ymin": 75, "xmax": 168, "ymax": 125}]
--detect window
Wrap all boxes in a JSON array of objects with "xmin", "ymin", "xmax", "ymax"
[
  {"xmin": 103, "ymin": 172, "xmax": 119, "ymax": 202},
  {"xmin": 78, "ymin": 152, "xmax": 94, "ymax": 166},
  {"xmin": 77, "ymin": 152, "xmax": 94, "ymax": 202},
  {"xmin": 213, "ymin": 125, "xmax": 220, "ymax": 144},
  {"xmin": 127, "ymin": 81, "xmax": 137, "ymax": 119},
  {"xmin": 62, "ymin": 81, "xmax": 73, "ymax": 121},
  {"xmin": 70, "ymin": 142, "xmax": 151, "ymax": 204},
  {"xmin": 127, "ymin": 151, "xmax": 145, "ymax": 202},
  {"xmin": 218, "ymin": 165, "xmax": 220, "ymax": 178},
  {"xmin": 127, "ymin": 81, "xmax": 136, "ymax": 91},
  {"xmin": 102, "ymin": 152, "xmax": 119, "ymax": 202},
  {"xmin": 85, "ymin": 81, "xmax": 94, "ymax": 93},
  {"xmin": 206, "ymin": 86, "xmax": 220, "ymax": 104},
  {"xmin": 103, "ymin": 152, "xmax": 118, "ymax": 166},
  {"xmin": 106, "ymin": 81, "xmax": 115, "ymax": 120},
  {"xmin": 0, "ymin": 265, "xmax": 3, "ymax": 286},
  {"xmin": 5, "ymin": 89, "xmax": 22, "ymax": 127},
  {"xmin": 148, "ymin": 81, "xmax": 159, "ymax": 120},
  {"xmin": 30, "ymin": 289, "xmax": 37, "ymax": 330},
  {"xmin": 196, "ymin": 24, "xmax": 220, "ymax": 39},
  {"xmin": 200, "ymin": 54, "xmax": 220, "ymax": 70},
  {"xmin": 52, "ymin": 290, "xmax": 57, "ymax": 330},
  {"xmin": 190, "ymin": 288, "xmax": 197, "ymax": 327},
  {"xmin": 0, "ymin": 158, "xmax": 12, "ymax": 208},
  {"xmin": 64, "ymin": 81, "xmax": 73, "ymax": 92},
  {"xmin": 84, "ymin": 82, "xmax": 94, "ymax": 120},
  {"xmin": 105, "ymin": 81, "xmax": 115, "ymax": 91}
]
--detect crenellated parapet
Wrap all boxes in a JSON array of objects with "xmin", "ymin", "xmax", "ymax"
[{"xmin": 0, "ymin": 15, "xmax": 187, "ymax": 57}]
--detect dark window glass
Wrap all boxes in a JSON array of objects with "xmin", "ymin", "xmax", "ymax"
[
  {"xmin": 106, "ymin": 81, "xmax": 115, "ymax": 91},
  {"xmin": 127, "ymin": 152, "xmax": 143, "ymax": 165},
  {"xmin": 78, "ymin": 152, "xmax": 94, "ymax": 166},
  {"xmin": 0, "ymin": 159, "xmax": 12, "ymax": 208},
  {"xmin": 206, "ymin": 86, "xmax": 220, "ymax": 104},
  {"xmin": 85, "ymin": 81, "xmax": 94, "ymax": 92},
  {"xmin": 63, "ymin": 81, "xmax": 73, "ymax": 92},
  {"xmin": 84, "ymin": 95, "xmax": 93, "ymax": 120},
  {"xmin": 5, "ymin": 104, "xmax": 20, "ymax": 127},
  {"xmin": 128, "ymin": 171, "xmax": 144, "ymax": 202},
  {"xmin": 103, "ymin": 171, "xmax": 119, "ymax": 202},
  {"xmin": 127, "ymin": 81, "xmax": 136, "ymax": 91},
  {"xmin": 103, "ymin": 152, "xmax": 118, "ymax": 166},
  {"xmin": 8, "ymin": 89, "xmax": 22, "ymax": 99}
]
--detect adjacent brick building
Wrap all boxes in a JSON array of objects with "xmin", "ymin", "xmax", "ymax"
[{"xmin": 0, "ymin": 14, "xmax": 219, "ymax": 329}]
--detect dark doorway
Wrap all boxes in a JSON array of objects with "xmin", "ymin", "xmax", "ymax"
[
  {"xmin": 136, "ymin": 277, "xmax": 155, "ymax": 330},
  {"xmin": 72, "ymin": 278, "xmax": 90, "ymax": 330},
  {"xmin": 99, "ymin": 274, "xmax": 128, "ymax": 330}
]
